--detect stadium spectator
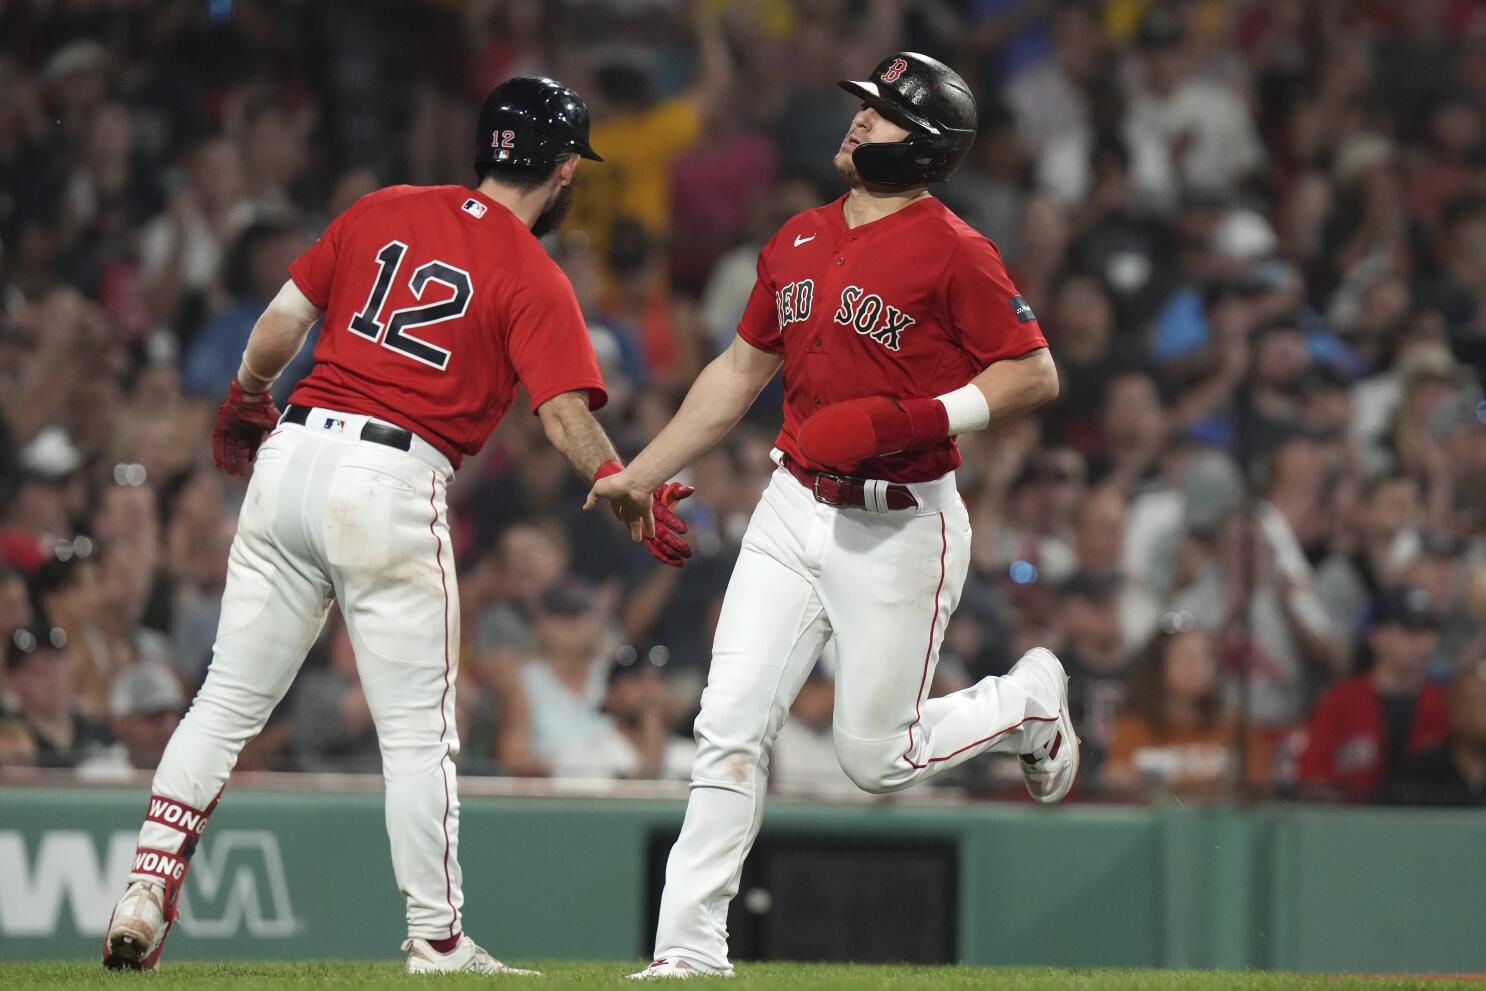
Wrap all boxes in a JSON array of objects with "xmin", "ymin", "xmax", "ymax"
[
  {"xmin": 30, "ymin": 548, "xmax": 117, "ymax": 719},
  {"xmin": 78, "ymin": 661, "xmax": 185, "ymax": 777},
  {"xmin": 1056, "ymin": 572, "xmax": 1129, "ymax": 783},
  {"xmin": 771, "ymin": 666, "xmax": 862, "ymax": 796},
  {"xmin": 1316, "ymin": 474, "xmax": 1424, "ymax": 655},
  {"xmin": 516, "ymin": 582, "xmax": 620, "ymax": 772},
  {"xmin": 1104, "ymin": 621, "xmax": 1261, "ymax": 799},
  {"xmin": 548, "ymin": 647, "xmax": 693, "ymax": 781},
  {"xmin": 0, "ymin": 564, "xmax": 33, "ymax": 641},
  {"xmin": 181, "ymin": 219, "xmax": 313, "ymax": 406},
  {"xmin": 137, "ymin": 135, "xmax": 248, "ymax": 337},
  {"xmin": 565, "ymin": 7, "xmax": 733, "ymax": 261},
  {"xmin": 0, "ymin": 0, "xmax": 1484, "ymax": 807},
  {"xmin": 7, "ymin": 624, "xmax": 114, "ymax": 768},
  {"xmin": 290, "ymin": 617, "xmax": 378, "ymax": 773},
  {"xmin": 1380, "ymin": 660, "xmax": 1486, "ymax": 806},
  {"xmin": 1298, "ymin": 587, "xmax": 1451, "ymax": 802}
]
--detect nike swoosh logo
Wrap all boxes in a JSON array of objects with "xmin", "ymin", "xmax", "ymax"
[{"xmin": 793, "ymin": 234, "xmax": 816, "ymax": 247}]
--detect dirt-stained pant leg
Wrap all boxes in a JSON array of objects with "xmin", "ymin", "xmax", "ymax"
[
  {"xmin": 134, "ymin": 430, "xmax": 334, "ymax": 874},
  {"xmin": 652, "ymin": 471, "xmax": 831, "ymax": 973},
  {"xmin": 131, "ymin": 423, "xmax": 465, "ymax": 942},
  {"xmin": 325, "ymin": 445, "xmax": 463, "ymax": 941},
  {"xmin": 821, "ymin": 492, "xmax": 1058, "ymax": 793}
]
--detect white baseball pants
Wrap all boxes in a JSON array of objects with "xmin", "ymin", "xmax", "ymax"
[
  {"xmin": 652, "ymin": 457, "xmax": 1062, "ymax": 971},
  {"xmin": 130, "ymin": 409, "xmax": 464, "ymax": 940}
]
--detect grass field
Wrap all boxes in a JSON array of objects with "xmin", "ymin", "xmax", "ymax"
[{"xmin": 2, "ymin": 962, "xmax": 1483, "ymax": 990}]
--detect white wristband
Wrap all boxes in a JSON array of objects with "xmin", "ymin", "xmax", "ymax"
[{"xmin": 935, "ymin": 383, "xmax": 990, "ymax": 434}]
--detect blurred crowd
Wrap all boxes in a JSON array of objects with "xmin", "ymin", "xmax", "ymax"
[{"xmin": 3, "ymin": 0, "xmax": 1486, "ymax": 807}]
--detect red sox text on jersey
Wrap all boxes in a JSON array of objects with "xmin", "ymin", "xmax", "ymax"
[{"xmin": 739, "ymin": 194, "xmax": 1047, "ymax": 483}]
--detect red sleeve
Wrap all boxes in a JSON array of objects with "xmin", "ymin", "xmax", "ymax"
[
  {"xmin": 288, "ymin": 192, "xmax": 376, "ymax": 310},
  {"xmin": 735, "ymin": 242, "xmax": 781, "ymax": 354},
  {"xmin": 505, "ymin": 256, "xmax": 607, "ymax": 413},
  {"xmin": 1297, "ymin": 688, "xmax": 1342, "ymax": 784},
  {"xmin": 944, "ymin": 236, "xmax": 1048, "ymax": 366}
]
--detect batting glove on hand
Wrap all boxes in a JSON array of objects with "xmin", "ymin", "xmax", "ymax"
[
  {"xmin": 644, "ymin": 482, "xmax": 695, "ymax": 568},
  {"xmin": 212, "ymin": 380, "xmax": 282, "ymax": 476},
  {"xmin": 795, "ymin": 396, "xmax": 948, "ymax": 470}
]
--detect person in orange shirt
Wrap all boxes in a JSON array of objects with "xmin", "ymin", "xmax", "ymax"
[{"xmin": 1105, "ymin": 618, "xmax": 1267, "ymax": 799}]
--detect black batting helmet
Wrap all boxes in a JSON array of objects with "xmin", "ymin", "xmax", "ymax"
[
  {"xmin": 474, "ymin": 76, "xmax": 603, "ymax": 175},
  {"xmin": 838, "ymin": 53, "xmax": 976, "ymax": 190}
]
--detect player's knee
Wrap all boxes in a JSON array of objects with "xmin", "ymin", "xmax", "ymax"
[
  {"xmin": 833, "ymin": 731, "xmax": 911, "ymax": 795},
  {"xmin": 691, "ymin": 703, "xmax": 770, "ymax": 787}
]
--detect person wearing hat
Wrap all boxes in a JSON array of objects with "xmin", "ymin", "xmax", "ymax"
[
  {"xmin": 111, "ymin": 663, "xmax": 185, "ymax": 770},
  {"xmin": 6, "ymin": 624, "xmax": 115, "ymax": 768},
  {"xmin": 1298, "ymin": 586, "xmax": 1451, "ymax": 802}
]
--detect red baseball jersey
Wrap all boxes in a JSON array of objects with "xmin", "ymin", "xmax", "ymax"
[
  {"xmin": 288, "ymin": 185, "xmax": 606, "ymax": 467},
  {"xmin": 738, "ymin": 194, "xmax": 1047, "ymax": 482}
]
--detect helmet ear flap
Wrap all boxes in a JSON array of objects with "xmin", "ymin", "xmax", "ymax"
[{"xmin": 851, "ymin": 131, "xmax": 964, "ymax": 190}]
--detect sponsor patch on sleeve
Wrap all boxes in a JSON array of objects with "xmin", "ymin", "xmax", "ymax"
[{"xmin": 1009, "ymin": 295, "xmax": 1036, "ymax": 323}]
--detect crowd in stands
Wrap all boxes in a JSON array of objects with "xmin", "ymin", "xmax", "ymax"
[{"xmin": 2, "ymin": 0, "xmax": 1486, "ymax": 806}]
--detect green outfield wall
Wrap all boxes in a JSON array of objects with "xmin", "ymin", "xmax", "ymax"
[{"xmin": 0, "ymin": 785, "xmax": 1481, "ymax": 972}]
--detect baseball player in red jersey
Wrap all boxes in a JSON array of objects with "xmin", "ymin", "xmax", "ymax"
[
  {"xmin": 103, "ymin": 77, "xmax": 690, "ymax": 974},
  {"xmin": 590, "ymin": 53, "xmax": 1077, "ymax": 978}
]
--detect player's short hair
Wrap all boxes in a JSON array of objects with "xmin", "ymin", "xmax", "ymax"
[{"xmin": 477, "ymin": 160, "xmax": 558, "ymax": 195}]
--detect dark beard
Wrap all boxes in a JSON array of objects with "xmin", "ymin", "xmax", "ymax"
[{"xmin": 532, "ymin": 183, "xmax": 575, "ymax": 238}]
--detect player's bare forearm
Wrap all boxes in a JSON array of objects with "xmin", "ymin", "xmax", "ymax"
[
  {"xmin": 969, "ymin": 347, "xmax": 1058, "ymax": 426},
  {"xmin": 536, "ymin": 391, "xmax": 621, "ymax": 481},
  {"xmin": 237, "ymin": 280, "xmax": 322, "ymax": 393},
  {"xmin": 625, "ymin": 335, "xmax": 782, "ymax": 491}
]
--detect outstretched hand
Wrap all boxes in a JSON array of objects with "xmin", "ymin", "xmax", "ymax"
[
  {"xmin": 585, "ymin": 468, "xmax": 695, "ymax": 567},
  {"xmin": 587, "ymin": 463, "xmax": 655, "ymax": 542}
]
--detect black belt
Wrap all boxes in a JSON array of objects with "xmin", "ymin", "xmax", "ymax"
[
  {"xmin": 281, "ymin": 405, "xmax": 413, "ymax": 452},
  {"xmin": 781, "ymin": 455, "xmax": 919, "ymax": 511}
]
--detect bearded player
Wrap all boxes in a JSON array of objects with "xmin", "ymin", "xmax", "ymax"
[
  {"xmin": 589, "ymin": 53, "xmax": 1076, "ymax": 978},
  {"xmin": 102, "ymin": 76, "xmax": 691, "ymax": 974}
]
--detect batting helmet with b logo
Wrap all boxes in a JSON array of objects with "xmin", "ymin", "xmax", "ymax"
[{"xmin": 838, "ymin": 52, "xmax": 977, "ymax": 190}]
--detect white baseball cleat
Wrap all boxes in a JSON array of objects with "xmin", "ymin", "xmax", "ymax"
[
  {"xmin": 103, "ymin": 880, "xmax": 170, "ymax": 970},
  {"xmin": 402, "ymin": 935, "xmax": 540, "ymax": 975},
  {"xmin": 1011, "ymin": 647, "xmax": 1080, "ymax": 804},
  {"xmin": 627, "ymin": 957, "xmax": 732, "ymax": 980}
]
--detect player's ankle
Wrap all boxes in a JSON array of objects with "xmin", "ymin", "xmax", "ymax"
[{"xmin": 427, "ymin": 932, "xmax": 462, "ymax": 954}]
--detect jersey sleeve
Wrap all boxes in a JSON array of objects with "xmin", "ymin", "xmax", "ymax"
[
  {"xmin": 505, "ymin": 257, "xmax": 608, "ymax": 413},
  {"xmin": 735, "ymin": 242, "xmax": 782, "ymax": 354},
  {"xmin": 944, "ymin": 235, "xmax": 1048, "ymax": 366},
  {"xmin": 287, "ymin": 192, "xmax": 377, "ymax": 310}
]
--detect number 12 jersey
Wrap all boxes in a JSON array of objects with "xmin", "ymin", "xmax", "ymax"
[{"xmin": 288, "ymin": 184, "xmax": 607, "ymax": 467}]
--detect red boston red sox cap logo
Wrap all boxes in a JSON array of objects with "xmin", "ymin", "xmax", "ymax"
[{"xmin": 881, "ymin": 58, "xmax": 908, "ymax": 83}]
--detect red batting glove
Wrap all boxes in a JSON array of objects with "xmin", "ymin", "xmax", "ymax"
[
  {"xmin": 212, "ymin": 380, "xmax": 282, "ymax": 476},
  {"xmin": 795, "ymin": 396, "xmax": 949, "ymax": 470},
  {"xmin": 644, "ymin": 482, "xmax": 695, "ymax": 567}
]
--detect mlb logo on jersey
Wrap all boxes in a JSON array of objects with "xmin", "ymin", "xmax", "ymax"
[
  {"xmin": 461, "ymin": 198, "xmax": 488, "ymax": 219},
  {"xmin": 321, "ymin": 417, "xmax": 347, "ymax": 434}
]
